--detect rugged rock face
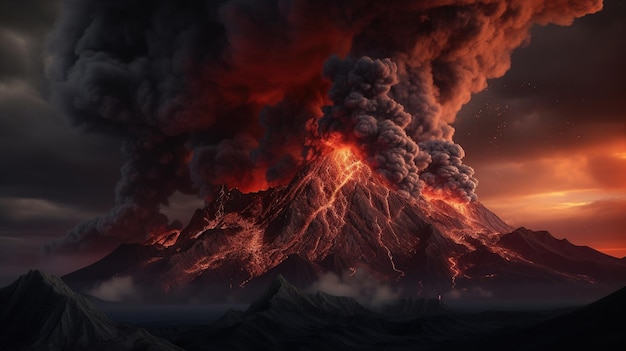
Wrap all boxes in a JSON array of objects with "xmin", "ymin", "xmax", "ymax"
[
  {"xmin": 0, "ymin": 270, "xmax": 182, "ymax": 351},
  {"xmin": 64, "ymin": 148, "xmax": 626, "ymax": 302}
]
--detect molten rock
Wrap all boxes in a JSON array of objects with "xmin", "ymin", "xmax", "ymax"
[{"xmin": 64, "ymin": 148, "xmax": 626, "ymax": 302}]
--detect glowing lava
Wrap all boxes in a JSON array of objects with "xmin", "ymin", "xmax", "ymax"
[
  {"xmin": 289, "ymin": 146, "xmax": 369, "ymax": 256},
  {"xmin": 324, "ymin": 146, "xmax": 368, "ymax": 190},
  {"xmin": 447, "ymin": 256, "xmax": 461, "ymax": 289},
  {"xmin": 85, "ymin": 141, "xmax": 621, "ymax": 302}
]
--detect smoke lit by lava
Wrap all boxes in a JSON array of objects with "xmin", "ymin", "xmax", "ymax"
[{"xmin": 43, "ymin": 0, "xmax": 603, "ymax": 255}]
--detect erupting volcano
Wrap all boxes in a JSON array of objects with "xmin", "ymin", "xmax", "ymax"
[
  {"xmin": 35, "ymin": 0, "xmax": 624, "ymax": 305},
  {"xmin": 3, "ymin": 0, "xmax": 626, "ymax": 350},
  {"xmin": 64, "ymin": 145, "xmax": 626, "ymax": 302}
]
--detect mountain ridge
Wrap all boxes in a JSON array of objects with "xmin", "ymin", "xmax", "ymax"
[
  {"xmin": 4, "ymin": 270, "xmax": 625, "ymax": 350},
  {"xmin": 0, "ymin": 269, "xmax": 182, "ymax": 351}
]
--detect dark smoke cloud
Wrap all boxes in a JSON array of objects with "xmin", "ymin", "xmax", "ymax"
[
  {"xmin": 318, "ymin": 0, "xmax": 601, "ymax": 201},
  {"xmin": 418, "ymin": 140, "xmax": 478, "ymax": 202},
  {"xmin": 44, "ymin": 0, "xmax": 603, "ymax": 252},
  {"xmin": 190, "ymin": 135, "xmax": 263, "ymax": 198},
  {"xmin": 44, "ymin": 130, "xmax": 191, "ymax": 253},
  {"xmin": 319, "ymin": 56, "xmax": 430, "ymax": 198}
]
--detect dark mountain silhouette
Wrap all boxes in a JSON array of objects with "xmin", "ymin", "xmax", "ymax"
[
  {"xmin": 174, "ymin": 275, "xmax": 474, "ymax": 351},
  {"xmin": 480, "ymin": 285, "xmax": 626, "ymax": 350},
  {"xmin": 3, "ymin": 271, "xmax": 625, "ymax": 350},
  {"xmin": 174, "ymin": 274, "xmax": 626, "ymax": 351},
  {"xmin": 0, "ymin": 270, "xmax": 182, "ymax": 351}
]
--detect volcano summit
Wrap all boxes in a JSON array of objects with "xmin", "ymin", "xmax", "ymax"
[{"xmin": 64, "ymin": 147, "xmax": 626, "ymax": 303}]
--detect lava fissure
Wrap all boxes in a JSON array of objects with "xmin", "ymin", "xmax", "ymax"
[
  {"xmin": 447, "ymin": 256, "xmax": 461, "ymax": 289},
  {"xmin": 374, "ymin": 218, "xmax": 406, "ymax": 279},
  {"xmin": 283, "ymin": 149, "xmax": 366, "ymax": 255}
]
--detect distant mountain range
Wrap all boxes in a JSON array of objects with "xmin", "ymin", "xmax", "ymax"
[{"xmin": 1, "ymin": 270, "xmax": 624, "ymax": 350}]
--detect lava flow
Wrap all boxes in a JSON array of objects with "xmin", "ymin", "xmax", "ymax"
[
  {"xmin": 143, "ymin": 145, "xmax": 509, "ymax": 294},
  {"xmin": 290, "ymin": 147, "xmax": 367, "ymax": 252},
  {"xmin": 63, "ymin": 143, "xmax": 626, "ymax": 302}
]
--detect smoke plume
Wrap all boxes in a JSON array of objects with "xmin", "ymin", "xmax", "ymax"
[
  {"xmin": 419, "ymin": 140, "xmax": 478, "ymax": 202},
  {"xmin": 44, "ymin": 0, "xmax": 602, "ymax": 251},
  {"xmin": 318, "ymin": 56, "xmax": 430, "ymax": 198}
]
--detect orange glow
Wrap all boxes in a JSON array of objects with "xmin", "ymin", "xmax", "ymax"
[
  {"xmin": 422, "ymin": 188, "xmax": 473, "ymax": 206},
  {"xmin": 149, "ymin": 229, "xmax": 180, "ymax": 248},
  {"xmin": 220, "ymin": 167, "xmax": 270, "ymax": 195},
  {"xmin": 448, "ymin": 200, "xmax": 472, "ymax": 216},
  {"xmin": 447, "ymin": 256, "xmax": 461, "ymax": 289},
  {"xmin": 318, "ymin": 141, "xmax": 370, "ymax": 179},
  {"xmin": 596, "ymin": 248, "xmax": 626, "ymax": 258},
  {"xmin": 329, "ymin": 146, "xmax": 363, "ymax": 168},
  {"xmin": 292, "ymin": 146, "xmax": 367, "ymax": 246},
  {"xmin": 613, "ymin": 151, "xmax": 626, "ymax": 160},
  {"xmin": 475, "ymin": 140, "xmax": 626, "ymax": 258}
]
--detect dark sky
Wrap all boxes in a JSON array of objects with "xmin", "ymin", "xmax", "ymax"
[{"xmin": 0, "ymin": 0, "xmax": 624, "ymax": 285}]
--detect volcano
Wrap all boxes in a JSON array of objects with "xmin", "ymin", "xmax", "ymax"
[{"xmin": 64, "ymin": 148, "xmax": 626, "ymax": 302}]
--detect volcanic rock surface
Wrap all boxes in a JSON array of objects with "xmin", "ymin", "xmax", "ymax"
[{"xmin": 64, "ymin": 148, "xmax": 626, "ymax": 302}]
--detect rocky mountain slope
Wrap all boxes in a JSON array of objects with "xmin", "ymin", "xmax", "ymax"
[{"xmin": 63, "ymin": 148, "xmax": 626, "ymax": 302}]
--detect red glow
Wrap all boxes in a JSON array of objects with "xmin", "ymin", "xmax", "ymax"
[
  {"xmin": 223, "ymin": 167, "xmax": 270, "ymax": 194},
  {"xmin": 327, "ymin": 145, "xmax": 365, "ymax": 169},
  {"xmin": 422, "ymin": 188, "xmax": 471, "ymax": 205}
]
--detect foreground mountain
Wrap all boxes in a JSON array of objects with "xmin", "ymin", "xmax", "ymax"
[
  {"xmin": 174, "ymin": 275, "xmax": 480, "ymax": 351},
  {"xmin": 172, "ymin": 275, "xmax": 626, "ymax": 350},
  {"xmin": 0, "ymin": 270, "xmax": 182, "ymax": 351},
  {"xmin": 64, "ymin": 148, "xmax": 626, "ymax": 302},
  {"xmin": 3, "ymin": 271, "xmax": 623, "ymax": 350},
  {"xmin": 481, "ymin": 285, "xmax": 626, "ymax": 350}
]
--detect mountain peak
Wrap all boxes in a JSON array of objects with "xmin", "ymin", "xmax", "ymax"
[
  {"xmin": 0, "ymin": 270, "xmax": 182, "ymax": 350},
  {"xmin": 245, "ymin": 274, "xmax": 371, "ymax": 318},
  {"xmin": 20, "ymin": 269, "xmax": 72, "ymax": 294},
  {"xmin": 274, "ymin": 274, "xmax": 293, "ymax": 289},
  {"xmin": 3, "ymin": 269, "xmax": 86, "ymax": 308},
  {"xmin": 246, "ymin": 274, "xmax": 304, "ymax": 314}
]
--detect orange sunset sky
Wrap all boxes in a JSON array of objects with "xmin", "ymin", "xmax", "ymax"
[{"xmin": 455, "ymin": 1, "xmax": 626, "ymax": 257}]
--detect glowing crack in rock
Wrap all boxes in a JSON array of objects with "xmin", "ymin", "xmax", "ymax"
[
  {"xmin": 447, "ymin": 256, "xmax": 461, "ymax": 289},
  {"xmin": 374, "ymin": 218, "xmax": 406, "ymax": 279},
  {"xmin": 289, "ymin": 147, "xmax": 367, "ymax": 255}
]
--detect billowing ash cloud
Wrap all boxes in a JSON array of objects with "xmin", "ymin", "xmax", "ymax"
[
  {"xmin": 418, "ymin": 140, "xmax": 478, "ymax": 203},
  {"xmin": 319, "ymin": 56, "xmax": 430, "ymax": 198},
  {"xmin": 44, "ymin": 0, "xmax": 602, "ymax": 252}
]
